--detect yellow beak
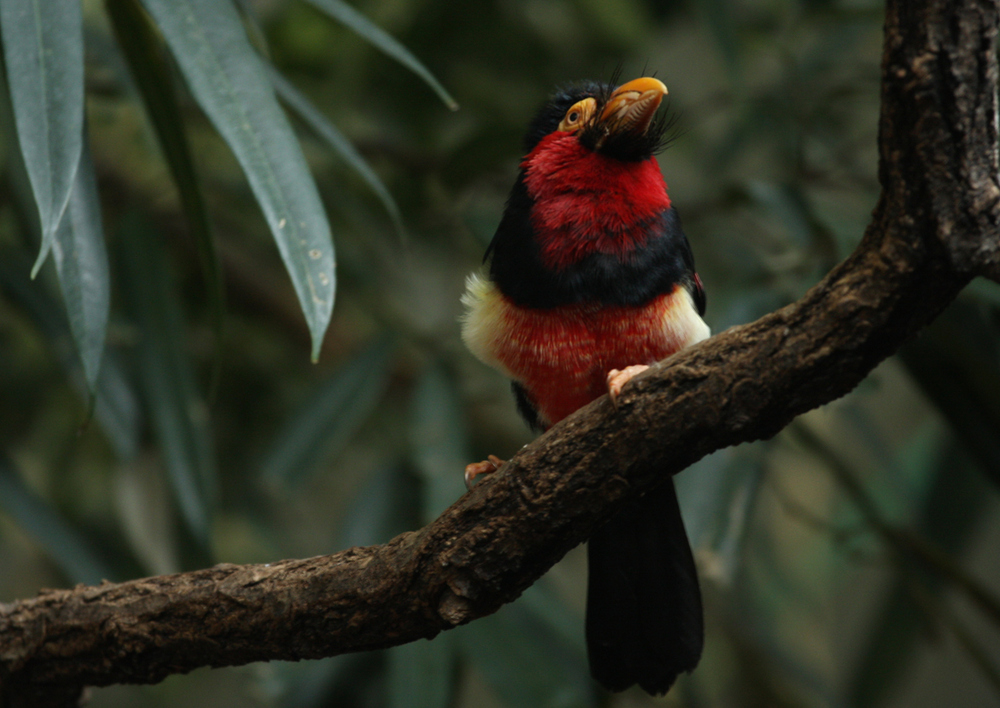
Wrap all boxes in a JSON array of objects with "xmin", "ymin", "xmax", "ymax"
[{"xmin": 599, "ymin": 77, "xmax": 668, "ymax": 135}]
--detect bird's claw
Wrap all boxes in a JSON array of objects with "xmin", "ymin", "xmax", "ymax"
[
  {"xmin": 464, "ymin": 454, "xmax": 505, "ymax": 490},
  {"xmin": 606, "ymin": 365, "xmax": 650, "ymax": 406}
]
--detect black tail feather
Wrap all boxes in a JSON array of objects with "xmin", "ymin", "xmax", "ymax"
[{"xmin": 585, "ymin": 479, "xmax": 704, "ymax": 695}]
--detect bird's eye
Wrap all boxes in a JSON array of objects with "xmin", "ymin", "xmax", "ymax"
[{"xmin": 558, "ymin": 98, "xmax": 596, "ymax": 133}]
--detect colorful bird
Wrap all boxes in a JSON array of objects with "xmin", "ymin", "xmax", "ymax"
[{"xmin": 461, "ymin": 75, "xmax": 710, "ymax": 694}]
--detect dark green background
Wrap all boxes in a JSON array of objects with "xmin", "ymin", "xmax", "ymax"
[{"xmin": 1, "ymin": 0, "xmax": 998, "ymax": 706}]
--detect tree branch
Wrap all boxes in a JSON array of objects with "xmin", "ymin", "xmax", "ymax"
[{"xmin": 1, "ymin": 0, "xmax": 997, "ymax": 704}]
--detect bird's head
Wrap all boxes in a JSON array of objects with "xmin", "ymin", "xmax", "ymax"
[{"xmin": 522, "ymin": 76, "xmax": 670, "ymax": 162}]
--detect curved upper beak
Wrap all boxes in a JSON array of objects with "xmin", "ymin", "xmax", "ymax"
[{"xmin": 599, "ymin": 77, "xmax": 668, "ymax": 135}]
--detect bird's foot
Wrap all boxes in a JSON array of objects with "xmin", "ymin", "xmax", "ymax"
[
  {"xmin": 606, "ymin": 365, "xmax": 650, "ymax": 405},
  {"xmin": 464, "ymin": 454, "xmax": 505, "ymax": 490}
]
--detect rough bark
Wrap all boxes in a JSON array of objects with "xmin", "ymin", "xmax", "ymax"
[{"xmin": 2, "ymin": 0, "xmax": 998, "ymax": 705}]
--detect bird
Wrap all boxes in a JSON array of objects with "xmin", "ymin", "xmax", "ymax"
[{"xmin": 460, "ymin": 74, "xmax": 710, "ymax": 695}]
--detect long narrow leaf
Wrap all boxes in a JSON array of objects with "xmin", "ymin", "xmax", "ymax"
[
  {"xmin": 386, "ymin": 636, "xmax": 455, "ymax": 708},
  {"xmin": 899, "ymin": 300, "xmax": 1000, "ymax": 487},
  {"xmin": 792, "ymin": 422, "xmax": 1000, "ymax": 707},
  {"xmin": 0, "ymin": 248, "xmax": 141, "ymax": 460},
  {"xmin": 456, "ymin": 603, "xmax": 597, "ymax": 707},
  {"xmin": 410, "ymin": 365, "xmax": 470, "ymax": 523},
  {"xmin": 520, "ymin": 581, "xmax": 588, "ymax": 666},
  {"xmin": 0, "ymin": 454, "xmax": 113, "ymax": 585},
  {"xmin": 106, "ymin": 0, "xmax": 225, "ymax": 350},
  {"xmin": 114, "ymin": 458, "xmax": 180, "ymax": 576},
  {"xmin": 50, "ymin": 136, "xmax": 109, "ymax": 394},
  {"xmin": 0, "ymin": 0, "xmax": 84, "ymax": 276},
  {"xmin": 140, "ymin": 0, "xmax": 335, "ymax": 361},
  {"xmin": 119, "ymin": 214, "xmax": 217, "ymax": 546},
  {"xmin": 304, "ymin": 0, "xmax": 457, "ymax": 111},
  {"xmin": 849, "ymin": 440, "xmax": 995, "ymax": 707},
  {"xmin": 337, "ymin": 462, "xmax": 418, "ymax": 548},
  {"xmin": 260, "ymin": 337, "xmax": 394, "ymax": 487},
  {"xmin": 92, "ymin": 349, "xmax": 143, "ymax": 462},
  {"xmin": 269, "ymin": 68, "xmax": 405, "ymax": 238}
]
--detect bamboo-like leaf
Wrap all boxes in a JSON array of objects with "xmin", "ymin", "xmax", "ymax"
[
  {"xmin": 304, "ymin": 0, "xmax": 457, "ymax": 111},
  {"xmin": 140, "ymin": 0, "xmax": 335, "ymax": 361},
  {"xmin": 386, "ymin": 636, "xmax": 455, "ymax": 708},
  {"xmin": 92, "ymin": 349, "xmax": 143, "ymax": 462},
  {"xmin": 899, "ymin": 300, "xmax": 1000, "ymax": 488},
  {"xmin": 106, "ymin": 0, "xmax": 225, "ymax": 348},
  {"xmin": 337, "ymin": 462, "xmax": 418, "ymax": 548},
  {"xmin": 520, "ymin": 580, "xmax": 588, "ymax": 666},
  {"xmin": 269, "ymin": 68, "xmax": 405, "ymax": 238},
  {"xmin": 0, "ymin": 0, "xmax": 84, "ymax": 276},
  {"xmin": 261, "ymin": 337, "xmax": 394, "ymax": 487},
  {"xmin": 849, "ymin": 439, "xmax": 995, "ymax": 707},
  {"xmin": 49, "ymin": 137, "xmax": 109, "ymax": 394},
  {"xmin": 0, "ymin": 453, "xmax": 114, "ymax": 585},
  {"xmin": 113, "ymin": 457, "xmax": 180, "ymax": 576},
  {"xmin": 410, "ymin": 365, "xmax": 470, "ymax": 523},
  {"xmin": 119, "ymin": 214, "xmax": 217, "ymax": 545},
  {"xmin": 456, "ymin": 602, "xmax": 597, "ymax": 707},
  {"xmin": 278, "ymin": 654, "xmax": 378, "ymax": 708},
  {"xmin": 793, "ymin": 422, "xmax": 1000, "ymax": 706},
  {"xmin": 0, "ymin": 247, "xmax": 141, "ymax": 460}
]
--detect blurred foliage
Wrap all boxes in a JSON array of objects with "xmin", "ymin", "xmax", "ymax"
[{"xmin": 0, "ymin": 0, "xmax": 999, "ymax": 707}]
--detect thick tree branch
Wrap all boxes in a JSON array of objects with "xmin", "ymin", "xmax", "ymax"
[
  {"xmin": 879, "ymin": 0, "xmax": 1000, "ymax": 280},
  {"xmin": 1, "ymin": 0, "xmax": 998, "ymax": 704}
]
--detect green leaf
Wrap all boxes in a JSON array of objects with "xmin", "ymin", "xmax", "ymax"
[
  {"xmin": 269, "ymin": 68, "xmax": 405, "ymax": 239},
  {"xmin": 0, "ymin": 0, "xmax": 84, "ymax": 277},
  {"xmin": 277, "ymin": 654, "xmax": 378, "ymax": 708},
  {"xmin": 0, "ymin": 247, "xmax": 140, "ymax": 460},
  {"xmin": 106, "ymin": 0, "xmax": 225, "ymax": 351},
  {"xmin": 0, "ymin": 453, "xmax": 114, "ymax": 585},
  {"xmin": 409, "ymin": 365, "xmax": 470, "ymax": 523},
  {"xmin": 899, "ymin": 300, "xmax": 1000, "ymax": 487},
  {"xmin": 456, "ymin": 601, "xmax": 597, "ymax": 707},
  {"xmin": 92, "ymin": 349, "xmax": 143, "ymax": 462},
  {"xmin": 140, "ymin": 0, "xmax": 335, "ymax": 361},
  {"xmin": 337, "ymin": 462, "xmax": 419, "ymax": 548},
  {"xmin": 675, "ymin": 446, "xmax": 747, "ymax": 548},
  {"xmin": 386, "ymin": 635, "xmax": 455, "ymax": 708},
  {"xmin": 520, "ymin": 580, "xmax": 588, "ymax": 667},
  {"xmin": 848, "ymin": 436, "xmax": 998, "ymax": 707},
  {"xmin": 119, "ymin": 213, "xmax": 217, "ymax": 546},
  {"xmin": 261, "ymin": 336, "xmax": 394, "ymax": 487},
  {"xmin": 789, "ymin": 420, "xmax": 1000, "ymax": 707},
  {"xmin": 304, "ymin": 0, "xmax": 457, "ymax": 111},
  {"xmin": 49, "ymin": 136, "xmax": 109, "ymax": 394},
  {"xmin": 113, "ymin": 457, "xmax": 180, "ymax": 576},
  {"xmin": 674, "ymin": 446, "xmax": 765, "ymax": 586}
]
